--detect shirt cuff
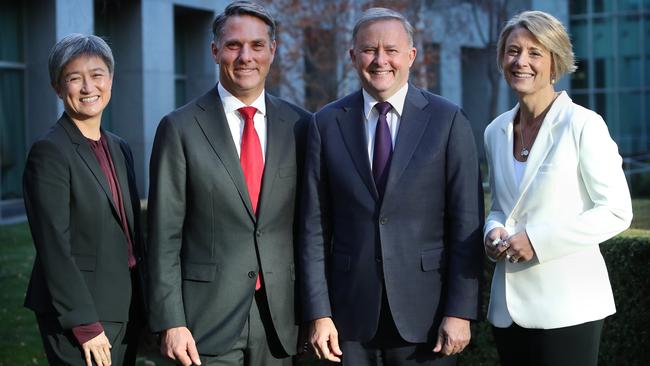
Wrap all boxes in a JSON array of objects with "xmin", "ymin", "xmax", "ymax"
[{"xmin": 72, "ymin": 322, "xmax": 104, "ymax": 345}]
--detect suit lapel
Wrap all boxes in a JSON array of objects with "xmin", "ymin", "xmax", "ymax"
[
  {"xmin": 336, "ymin": 91, "xmax": 378, "ymax": 200},
  {"xmin": 59, "ymin": 115, "xmax": 118, "ymax": 214},
  {"xmin": 105, "ymin": 133, "xmax": 135, "ymax": 234},
  {"xmin": 194, "ymin": 87, "xmax": 256, "ymax": 219},
  {"xmin": 497, "ymin": 107, "xmax": 520, "ymax": 203},
  {"xmin": 383, "ymin": 85, "xmax": 429, "ymax": 199},
  {"xmin": 510, "ymin": 92, "xmax": 567, "ymax": 215},
  {"xmin": 257, "ymin": 94, "xmax": 291, "ymax": 219}
]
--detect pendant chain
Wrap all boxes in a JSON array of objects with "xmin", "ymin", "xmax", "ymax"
[{"xmin": 519, "ymin": 113, "xmax": 545, "ymax": 158}]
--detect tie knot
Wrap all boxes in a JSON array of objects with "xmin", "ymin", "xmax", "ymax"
[
  {"xmin": 374, "ymin": 101, "xmax": 392, "ymax": 117},
  {"xmin": 238, "ymin": 106, "xmax": 257, "ymax": 122}
]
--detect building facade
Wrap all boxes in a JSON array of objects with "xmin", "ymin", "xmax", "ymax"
[{"xmin": 0, "ymin": 0, "xmax": 648, "ymax": 223}]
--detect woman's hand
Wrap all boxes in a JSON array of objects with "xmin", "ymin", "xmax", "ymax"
[
  {"xmin": 484, "ymin": 227, "xmax": 510, "ymax": 261},
  {"xmin": 503, "ymin": 230, "xmax": 535, "ymax": 263},
  {"xmin": 82, "ymin": 331, "xmax": 111, "ymax": 366}
]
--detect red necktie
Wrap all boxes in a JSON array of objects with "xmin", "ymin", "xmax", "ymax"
[{"xmin": 238, "ymin": 106, "xmax": 264, "ymax": 290}]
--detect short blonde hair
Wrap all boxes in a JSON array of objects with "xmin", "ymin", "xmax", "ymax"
[{"xmin": 496, "ymin": 10, "xmax": 576, "ymax": 80}]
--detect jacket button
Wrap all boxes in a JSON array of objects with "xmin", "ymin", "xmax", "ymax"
[
  {"xmin": 379, "ymin": 217, "xmax": 388, "ymax": 225},
  {"xmin": 255, "ymin": 230, "xmax": 262, "ymax": 237},
  {"xmin": 248, "ymin": 271, "xmax": 256, "ymax": 278}
]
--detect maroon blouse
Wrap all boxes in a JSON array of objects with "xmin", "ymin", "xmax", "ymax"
[{"xmin": 72, "ymin": 135, "xmax": 137, "ymax": 345}]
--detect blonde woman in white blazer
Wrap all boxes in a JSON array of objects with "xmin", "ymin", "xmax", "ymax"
[{"xmin": 483, "ymin": 11, "xmax": 633, "ymax": 366}]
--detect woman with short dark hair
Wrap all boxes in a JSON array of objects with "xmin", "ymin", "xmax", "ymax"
[{"xmin": 23, "ymin": 33, "xmax": 144, "ymax": 366}]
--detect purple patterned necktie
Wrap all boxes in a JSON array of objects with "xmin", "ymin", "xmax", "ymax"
[{"xmin": 372, "ymin": 101, "xmax": 393, "ymax": 196}]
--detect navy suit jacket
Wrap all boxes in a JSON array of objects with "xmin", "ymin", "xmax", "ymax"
[{"xmin": 300, "ymin": 84, "xmax": 484, "ymax": 343}]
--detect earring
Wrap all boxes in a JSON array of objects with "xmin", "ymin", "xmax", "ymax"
[{"xmin": 551, "ymin": 79, "xmax": 556, "ymax": 84}]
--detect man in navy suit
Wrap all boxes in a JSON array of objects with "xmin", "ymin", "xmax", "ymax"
[{"xmin": 300, "ymin": 7, "xmax": 484, "ymax": 366}]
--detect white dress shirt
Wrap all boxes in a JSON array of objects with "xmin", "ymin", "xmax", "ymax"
[
  {"xmin": 218, "ymin": 83, "xmax": 267, "ymax": 161},
  {"xmin": 362, "ymin": 83, "xmax": 409, "ymax": 168}
]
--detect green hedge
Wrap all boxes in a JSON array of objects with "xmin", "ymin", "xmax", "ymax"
[{"xmin": 458, "ymin": 234, "xmax": 650, "ymax": 366}]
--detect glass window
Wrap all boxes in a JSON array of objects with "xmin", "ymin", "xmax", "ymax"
[
  {"xmin": 646, "ymin": 15, "xmax": 650, "ymax": 86},
  {"xmin": 593, "ymin": 0, "xmax": 614, "ymax": 13},
  {"xmin": 618, "ymin": 16, "xmax": 641, "ymax": 88},
  {"xmin": 592, "ymin": 18, "xmax": 615, "ymax": 89},
  {"xmin": 175, "ymin": 79, "xmax": 186, "ymax": 108},
  {"xmin": 592, "ymin": 18, "xmax": 613, "ymax": 58},
  {"xmin": 619, "ymin": 0, "xmax": 641, "ymax": 11},
  {"xmin": 572, "ymin": 59, "xmax": 590, "ymax": 89},
  {"xmin": 594, "ymin": 57, "xmax": 615, "ymax": 89},
  {"xmin": 174, "ymin": 10, "xmax": 187, "ymax": 108},
  {"xmin": 0, "ymin": 69, "xmax": 26, "ymax": 200},
  {"xmin": 570, "ymin": 19, "xmax": 589, "ymax": 90},
  {"xmin": 0, "ymin": 2, "xmax": 25, "ymax": 201},
  {"xmin": 570, "ymin": 0, "xmax": 588, "ymax": 15},
  {"xmin": 0, "ymin": 3, "xmax": 23, "ymax": 62},
  {"xmin": 618, "ymin": 92, "xmax": 643, "ymax": 154},
  {"xmin": 594, "ymin": 92, "xmax": 617, "ymax": 131},
  {"xmin": 571, "ymin": 92, "xmax": 590, "ymax": 109}
]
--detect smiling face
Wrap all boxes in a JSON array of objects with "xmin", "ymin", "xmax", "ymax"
[
  {"xmin": 212, "ymin": 14, "xmax": 276, "ymax": 104},
  {"xmin": 350, "ymin": 19, "xmax": 416, "ymax": 101},
  {"xmin": 502, "ymin": 26, "xmax": 555, "ymax": 99},
  {"xmin": 56, "ymin": 55, "xmax": 112, "ymax": 124}
]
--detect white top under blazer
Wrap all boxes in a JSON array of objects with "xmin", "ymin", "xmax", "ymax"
[{"xmin": 483, "ymin": 91, "xmax": 633, "ymax": 329}]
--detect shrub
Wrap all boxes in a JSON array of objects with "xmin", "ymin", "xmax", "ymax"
[{"xmin": 459, "ymin": 233, "xmax": 650, "ymax": 366}]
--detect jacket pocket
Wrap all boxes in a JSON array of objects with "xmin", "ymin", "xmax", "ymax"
[
  {"xmin": 74, "ymin": 255, "xmax": 96, "ymax": 271},
  {"xmin": 421, "ymin": 248, "xmax": 445, "ymax": 271},
  {"xmin": 181, "ymin": 262, "xmax": 217, "ymax": 282}
]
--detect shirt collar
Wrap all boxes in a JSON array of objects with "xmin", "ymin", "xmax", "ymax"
[
  {"xmin": 362, "ymin": 82, "xmax": 409, "ymax": 121},
  {"xmin": 217, "ymin": 83, "xmax": 267, "ymax": 117}
]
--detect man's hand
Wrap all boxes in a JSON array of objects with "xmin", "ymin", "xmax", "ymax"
[
  {"xmin": 433, "ymin": 316, "xmax": 471, "ymax": 356},
  {"xmin": 82, "ymin": 331, "xmax": 112, "ymax": 366},
  {"xmin": 309, "ymin": 317, "xmax": 343, "ymax": 362},
  {"xmin": 160, "ymin": 326, "xmax": 201, "ymax": 366}
]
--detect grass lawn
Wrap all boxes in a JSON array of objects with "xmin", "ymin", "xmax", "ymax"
[
  {"xmin": 0, "ymin": 223, "xmax": 44, "ymax": 366},
  {"xmin": 1, "ymin": 199, "xmax": 648, "ymax": 364}
]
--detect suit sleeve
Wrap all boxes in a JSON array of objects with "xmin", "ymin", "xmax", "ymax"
[
  {"xmin": 443, "ymin": 109, "xmax": 484, "ymax": 320},
  {"xmin": 147, "ymin": 116, "xmax": 188, "ymax": 331},
  {"xmin": 526, "ymin": 115, "xmax": 632, "ymax": 263},
  {"xmin": 299, "ymin": 116, "xmax": 333, "ymax": 322},
  {"xmin": 23, "ymin": 140, "xmax": 99, "ymax": 328}
]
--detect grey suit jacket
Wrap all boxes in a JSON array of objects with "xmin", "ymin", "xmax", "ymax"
[
  {"xmin": 300, "ymin": 84, "xmax": 484, "ymax": 343},
  {"xmin": 23, "ymin": 114, "xmax": 143, "ymax": 329},
  {"xmin": 147, "ymin": 86, "xmax": 310, "ymax": 355}
]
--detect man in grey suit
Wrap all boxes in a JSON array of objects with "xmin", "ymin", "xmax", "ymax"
[
  {"xmin": 147, "ymin": 2, "xmax": 310, "ymax": 365},
  {"xmin": 300, "ymin": 8, "xmax": 484, "ymax": 366}
]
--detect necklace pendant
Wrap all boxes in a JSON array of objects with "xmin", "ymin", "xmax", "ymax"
[{"xmin": 520, "ymin": 147, "xmax": 530, "ymax": 157}]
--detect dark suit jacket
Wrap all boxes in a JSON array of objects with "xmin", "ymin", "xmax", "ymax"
[
  {"xmin": 300, "ymin": 84, "xmax": 484, "ymax": 343},
  {"xmin": 23, "ymin": 114, "xmax": 143, "ymax": 330},
  {"xmin": 147, "ymin": 86, "xmax": 311, "ymax": 356}
]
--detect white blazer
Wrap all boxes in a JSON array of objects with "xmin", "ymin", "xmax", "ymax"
[{"xmin": 483, "ymin": 91, "xmax": 633, "ymax": 329}]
